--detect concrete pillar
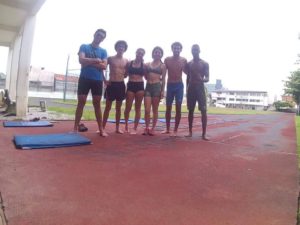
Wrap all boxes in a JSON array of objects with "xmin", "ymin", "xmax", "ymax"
[
  {"xmin": 8, "ymin": 35, "xmax": 21, "ymax": 101},
  {"xmin": 16, "ymin": 15, "xmax": 36, "ymax": 116},
  {"xmin": 5, "ymin": 47, "xmax": 13, "ymax": 90}
]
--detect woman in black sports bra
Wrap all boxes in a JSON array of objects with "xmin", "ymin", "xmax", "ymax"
[
  {"xmin": 124, "ymin": 48, "xmax": 147, "ymax": 134},
  {"xmin": 143, "ymin": 46, "xmax": 166, "ymax": 135}
]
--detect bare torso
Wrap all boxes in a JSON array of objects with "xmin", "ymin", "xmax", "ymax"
[
  {"xmin": 127, "ymin": 60, "xmax": 145, "ymax": 82},
  {"xmin": 164, "ymin": 56, "xmax": 187, "ymax": 83},
  {"xmin": 146, "ymin": 61, "xmax": 166, "ymax": 84},
  {"xmin": 108, "ymin": 55, "xmax": 128, "ymax": 82},
  {"xmin": 188, "ymin": 59, "xmax": 209, "ymax": 85}
]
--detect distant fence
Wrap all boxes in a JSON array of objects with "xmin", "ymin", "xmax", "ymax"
[
  {"xmin": 28, "ymin": 74, "xmax": 79, "ymax": 97},
  {"xmin": 0, "ymin": 76, "xmax": 80, "ymax": 100}
]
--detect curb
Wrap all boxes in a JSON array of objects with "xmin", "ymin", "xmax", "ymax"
[{"xmin": 0, "ymin": 193, "xmax": 7, "ymax": 225}]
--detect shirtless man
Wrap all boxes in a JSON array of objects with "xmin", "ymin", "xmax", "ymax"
[
  {"xmin": 185, "ymin": 44, "xmax": 209, "ymax": 140},
  {"xmin": 162, "ymin": 42, "xmax": 187, "ymax": 136},
  {"xmin": 102, "ymin": 40, "xmax": 128, "ymax": 134}
]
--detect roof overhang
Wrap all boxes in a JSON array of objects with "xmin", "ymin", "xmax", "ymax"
[{"xmin": 0, "ymin": 0, "xmax": 46, "ymax": 47}]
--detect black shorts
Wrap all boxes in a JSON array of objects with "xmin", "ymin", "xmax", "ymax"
[
  {"xmin": 105, "ymin": 81, "xmax": 126, "ymax": 101},
  {"xmin": 77, "ymin": 77, "xmax": 103, "ymax": 96},
  {"xmin": 187, "ymin": 83, "xmax": 207, "ymax": 112},
  {"xmin": 126, "ymin": 81, "xmax": 144, "ymax": 93}
]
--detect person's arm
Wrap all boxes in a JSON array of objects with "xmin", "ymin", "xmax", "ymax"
[
  {"xmin": 124, "ymin": 61, "xmax": 130, "ymax": 78},
  {"xmin": 183, "ymin": 59, "xmax": 189, "ymax": 75},
  {"xmin": 78, "ymin": 45, "xmax": 107, "ymax": 69},
  {"xmin": 144, "ymin": 63, "xmax": 149, "ymax": 80},
  {"xmin": 160, "ymin": 64, "xmax": 167, "ymax": 99},
  {"xmin": 163, "ymin": 58, "xmax": 169, "ymax": 83},
  {"xmin": 78, "ymin": 52, "xmax": 102, "ymax": 67},
  {"xmin": 96, "ymin": 49, "xmax": 108, "ymax": 70},
  {"xmin": 94, "ymin": 59, "xmax": 107, "ymax": 70},
  {"xmin": 203, "ymin": 63, "xmax": 209, "ymax": 83},
  {"xmin": 185, "ymin": 62, "xmax": 190, "ymax": 87}
]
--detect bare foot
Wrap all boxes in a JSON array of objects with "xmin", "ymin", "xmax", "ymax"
[
  {"xmin": 161, "ymin": 130, "xmax": 170, "ymax": 134},
  {"xmin": 116, "ymin": 129, "xmax": 124, "ymax": 134},
  {"xmin": 99, "ymin": 130, "xmax": 108, "ymax": 137},
  {"xmin": 170, "ymin": 131, "xmax": 178, "ymax": 137},
  {"xmin": 142, "ymin": 128, "xmax": 149, "ymax": 135},
  {"xmin": 202, "ymin": 135, "xmax": 209, "ymax": 141},
  {"xmin": 185, "ymin": 132, "xmax": 192, "ymax": 137},
  {"xmin": 148, "ymin": 129, "xmax": 155, "ymax": 136},
  {"xmin": 130, "ymin": 129, "xmax": 137, "ymax": 135}
]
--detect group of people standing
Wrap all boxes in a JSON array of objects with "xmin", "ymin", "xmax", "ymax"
[{"xmin": 73, "ymin": 28, "xmax": 210, "ymax": 140}]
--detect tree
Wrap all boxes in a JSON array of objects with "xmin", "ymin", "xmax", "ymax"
[
  {"xmin": 284, "ymin": 70, "xmax": 300, "ymax": 115},
  {"xmin": 273, "ymin": 101, "xmax": 294, "ymax": 112}
]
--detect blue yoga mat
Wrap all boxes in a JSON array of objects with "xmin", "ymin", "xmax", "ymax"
[
  {"xmin": 139, "ymin": 119, "xmax": 145, "ymax": 124},
  {"xmin": 4, "ymin": 121, "xmax": 53, "ymax": 127},
  {"xmin": 107, "ymin": 119, "xmax": 133, "ymax": 124},
  {"xmin": 107, "ymin": 119, "xmax": 145, "ymax": 124},
  {"xmin": 14, "ymin": 132, "xmax": 91, "ymax": 149},
  {"xmin": 158, "ymin": 118, "xmax": 175, "ymax": 123}
]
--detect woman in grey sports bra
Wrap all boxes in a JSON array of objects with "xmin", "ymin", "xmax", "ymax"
[{"xmin": 143, "ymin": 46, "xmax": 166, "ymax": 135}]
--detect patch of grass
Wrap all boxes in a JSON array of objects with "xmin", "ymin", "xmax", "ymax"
[
  {"xmin": 54, "ymin": 99, "xmax": 100, "ymax": 107},
  {"xmin": 207, "ymin": 107, "xmax": 274, "ymax": 115},
  {"xmin": 48, "ymin": 106, "xmax": 97, "ymax": 120},
  {"xmin": 48, "ymin": 102, "xmax": 274, "ymax": 121},
  {"xmin": 54, "ymin": 99, "xmax": 274, "ymax": 115}
]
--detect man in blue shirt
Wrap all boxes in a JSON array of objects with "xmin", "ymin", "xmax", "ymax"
[{"xmin": 74, "ymin": 29, "xmax": 108, "ymax": 136}]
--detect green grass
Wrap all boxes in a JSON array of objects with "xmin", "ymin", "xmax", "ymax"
[
  {"xmin": 207, "ymin": 107, "xmax": 273, "ymax": 115},
  {"xmin": 48, "ymin": 100, "xmax": 274, "ymax": 120}
]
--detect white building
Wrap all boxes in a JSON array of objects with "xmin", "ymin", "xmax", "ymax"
[{"xmin": 211, "ymin": 90, "xmax": 269, "ymax": 110}]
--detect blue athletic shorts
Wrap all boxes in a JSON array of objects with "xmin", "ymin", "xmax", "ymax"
[{"xmin": 166, "ymin": 82, "xmax": 184, "ymax": 106}]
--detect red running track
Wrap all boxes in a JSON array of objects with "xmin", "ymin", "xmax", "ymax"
[{"xmin": 0, "ymin": 113, "xmax": 298, "ymax": 225}]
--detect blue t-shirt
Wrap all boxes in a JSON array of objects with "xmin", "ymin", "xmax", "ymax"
[{"xmin": 78, "ymin": 44, "xmax": 108, "ymax": 81}]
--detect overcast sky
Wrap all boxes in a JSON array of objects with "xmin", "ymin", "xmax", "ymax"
[{"xmin": 1, "ymin": 0, "xmax": 300, "ymax": 99}]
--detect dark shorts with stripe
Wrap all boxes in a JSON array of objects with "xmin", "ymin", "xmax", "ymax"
[
  {"xmin": 126, "ymin": 81, "xmax": 144, "ymax": 93},
  {"xmin": 105, "ymin": 81, "xmax": 126, "ymax": 101},
  {"xmin": 187, "ymin": 83, "xmax": 207, "ymax": 112},
  {"xmin": 77, "ymin": 77, "xmax": 103, "ymax": 96}
]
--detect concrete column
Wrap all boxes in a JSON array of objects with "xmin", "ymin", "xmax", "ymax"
[
  {"xmin": 16, "ymin": 15, "xmax": 36, "ymax": 117},
  {"xmin": 5, "ymin": 47, "xmax": 13, "ymax": 90},
  {"xmin": 7, "ymin": 35, "xmax": 21, "ymax": 100}
]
